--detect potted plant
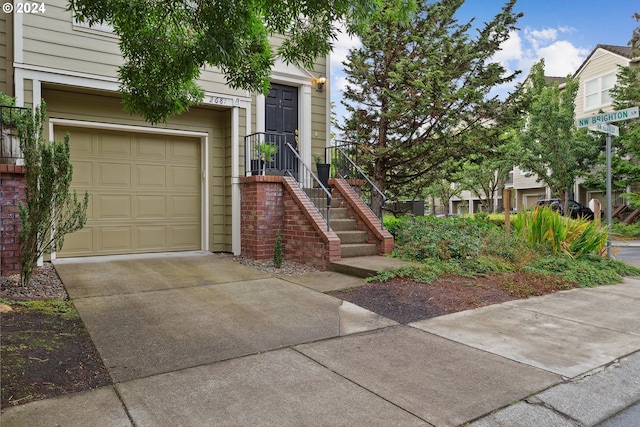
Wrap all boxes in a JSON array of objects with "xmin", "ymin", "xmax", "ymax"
[
  {"xmin": 256, "ymin": 142, "xmax": 278, "ymax": 175},
  {"xmin": 313, "ymin": 153, "xmax": 330, "ymax": 188}
]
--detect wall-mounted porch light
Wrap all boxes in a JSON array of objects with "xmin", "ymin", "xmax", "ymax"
[{"xmin": 314, "ymin": 73, "xmax": 327, "ymax": 92}]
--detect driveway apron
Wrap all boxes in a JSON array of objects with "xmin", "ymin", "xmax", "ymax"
[{"xmin": 53, "ymin": 252, "xmax": 396, "ymax": 383}]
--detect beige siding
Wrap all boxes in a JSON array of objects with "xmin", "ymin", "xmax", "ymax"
[
  {"xmin": 42, "ymin": 86, "xmax": 233, "ymax": 252},
  {"xmin": 575, "ymin": 48, "xmax": 629, "ymax": 115},
  {"xmin": 512, "ymin": 166, "xmax": 544, "ymax": 190},
  {"xmin": 21, "ymin": 0, "xmax": 249, "ymax": 97}
]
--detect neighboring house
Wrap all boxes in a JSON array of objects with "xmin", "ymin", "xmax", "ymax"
[
  {"xmin": 508, "ymin": 44, "xmax": 635, "ymax": 211},
  {"xmin": 0, "ymin": 1, "xmax": 392, "ymax": 275}
]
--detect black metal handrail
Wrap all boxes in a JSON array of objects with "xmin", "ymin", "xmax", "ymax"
[
  {"xmin": 328, "ymin": 142, "xmax": 387, "ymax": 229},
  {"xmin": 243, "ymin": 132, "xmax": 331, "ymax": 230},
  {"xmin": 244, "ymin": 132, "xmax": 299, "ymax": 177},
  {"xmin": 284, "ymin": 142, "xmax": 331, "ymax": 230},
  {"xmin": 1, "ymin": 104, "xmax": 29, "ymax": 164}
]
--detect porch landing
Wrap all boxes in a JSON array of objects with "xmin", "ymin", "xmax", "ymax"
[{"xmin": 330, "ymin": 256, "xmax": 414, "ymax": 278}]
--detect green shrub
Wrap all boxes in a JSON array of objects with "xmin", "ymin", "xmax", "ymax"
[
  {"xmin": 611, "ymin": 221, "xmax": 640, "ymax": 239},
  {"xmin": 390, "ymin": 216, "xmax": 494, "ymax": 261},
  {"xmin": 513, "ymin": 207, "xmax": 607, "ymax": 258},
  {"xmin": 273, "ymin": 229, "xmax": 283, "ymax": 268},
  {"xmin": 523, "ymin": 255, "xmax": 640, "ymax": 286}
]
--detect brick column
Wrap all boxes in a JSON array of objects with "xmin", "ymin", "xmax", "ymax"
[
  {"xmin": 239, "ymin": 176, "xmax": 285, "ymax": 260},
  {"xmin": 0, "ymin": 164, "xmax": 26, "ymax": 276}
]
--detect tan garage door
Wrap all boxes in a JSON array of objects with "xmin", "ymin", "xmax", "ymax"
[{"xmin": 57, "ymin": 127, "xmax": 201, "ymax": 257}]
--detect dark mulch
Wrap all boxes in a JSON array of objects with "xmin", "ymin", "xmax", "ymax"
[
  {"xmin": 330, "ymin": 272, "xmax": 577, "ymax": 324},
  {"xmin": 1, "ymin": 304, "xmax": 112, "ymax": 408}
]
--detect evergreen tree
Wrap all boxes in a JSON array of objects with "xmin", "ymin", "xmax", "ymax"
[
  {"xmin": 339, "ymin": 0, "xmax": 522, "ymax": 215},
  {"xmin": 17, "ymin": 103, "xmax": 89, "ymax": 286}
]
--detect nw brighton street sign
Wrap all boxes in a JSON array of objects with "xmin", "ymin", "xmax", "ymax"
[
  {"xmin": 595, "ymin": 123, "xmax": 619, "ymax": 136},
  {"xmin": 576, "ymin": 106, "xmax": 639, "ymax": 128}
]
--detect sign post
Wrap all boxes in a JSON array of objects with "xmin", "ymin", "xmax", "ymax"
[{"xmin": 576, "ymin": 107, "xmax": 639, "ymax": 259}]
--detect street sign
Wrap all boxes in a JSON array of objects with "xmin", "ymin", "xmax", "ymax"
[
  {"xmin": 595, "ymin": 123, "xmax": 619, "ymax": 136},
  {"xmin": 576, "ymin": 106, "xmax": 639, "ymax": 128}
]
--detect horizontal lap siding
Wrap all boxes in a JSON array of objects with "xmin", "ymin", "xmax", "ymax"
[{"xmin": 21, "ymin": 0, "xmax": 247, "ymax": 97}]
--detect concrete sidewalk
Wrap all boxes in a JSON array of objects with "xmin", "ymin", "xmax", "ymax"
[{"xmin": 2, "ymin": 253, "xmax": 640, "ymax": 426}]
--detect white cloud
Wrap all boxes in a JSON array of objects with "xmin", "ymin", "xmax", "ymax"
[
  {"xmin": 330, "ymin": 24, "xmax": 361, "ymax": 94},
  {"xmin": 490, "ymin": 25, "xmax": 589, "ymax": 95},
  {"xmin": 536, "ymin": 41, "xmax": 590, "ymax": 76}
]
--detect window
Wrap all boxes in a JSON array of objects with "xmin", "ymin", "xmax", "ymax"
[{"xmin": 584, "ymin": 73, "xmax": 616, "ymax": 111}]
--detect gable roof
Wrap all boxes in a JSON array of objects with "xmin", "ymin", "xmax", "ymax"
[{"xmin": 573, "ymin": 44, "xmax": 632, "ymax": 78}]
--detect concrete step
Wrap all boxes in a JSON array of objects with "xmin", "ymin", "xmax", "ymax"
[
  {"xmin": 330, "ymin": 256, "xmax": 413, "ymax": 278},
  {"xmin": 331, "ymin": 218, "xmax": 358, "ymax": 231},
  {"xmin": 330, "ymin": 197, "xmax": 342, "ymax": 208},
  {"xmin": 331, "ymin": 207, "xmax": 350, "ymax": 219},
  {"xmin": 335, "ymin": 230, "xmax": 368, "ymax": 244},
  {"xmin": 341, "ymin": 243, "xmax": 378, "ymax": 258}
]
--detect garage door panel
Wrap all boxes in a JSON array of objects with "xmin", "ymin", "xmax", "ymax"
[
  {"xmin": 137, "ymin": 136, "xmax": 168, "ymax": 159},
  {"xmin": 170, "ymin": 166, "xmax": 199, "ymax": 188},
  {"xmin": 136, "ymin": 195, "xmax": 167, "ymax": 219},
  {"xmin": 137, "ymin": 226, "xmax": 168, "ymax": 250},
  {"xmin": 61, "ymin": 227, "xmax": 94, "ymax": 253},
  {"xmin": 59, "ymin": 127, "xmax": 201, "ymax": 257},
  {"xmin": 97, "ymin": 195, "xmax": 132, "ymax": 219},
  {"xmin": 136, "ymin": 164, "xmax": 167, "ymax": 187},
  {"xmin": 99, "ymin": 227, "xmax": 132, "ymax": 252},
  {"xmin": 170, "ymin": 225, "xmax": 201, "ymax": 248},
  {"xmin": 98, "ymin": 133, "xmax": 132, "ymax": 157},
  {"xmin": 98, "ymin": 163, "xmax": 131, "ymax": 187},
  {"xmin": 171, "ymin": 138, "xmax": 200, "ymax": 160},
  {"xmin": 170, "ymin": 195, "xmax": 199, "ymax": 218},
  {"xmin": 68, "ymin": 130, "xmax": 94, "ymax": 155},
  {"xmin": 71, "ymin": 161, "xmax": 94, "ymax": 186}
]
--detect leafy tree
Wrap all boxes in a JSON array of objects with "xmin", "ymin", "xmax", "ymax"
[
  {"xmin": 425, "ymin": 176, "xmax": 463, "ymax": 217},
  {"xmin": 17, "ymin": 103, "xmax": 89, "ymax": 286},
  {"xmin": 461, "ymin": 129, "xmax": 521, "ymax": 213},
  {"xmin": 517, "ymin": 60, "xmax": 599, "ymax": 216},
  {"xmin": 69, "ymin": 0, "xmax": 414, "ymax": 124},
  {"xmin": 339, "ymin": 0, "xmax": 522, "ymax": 216}
]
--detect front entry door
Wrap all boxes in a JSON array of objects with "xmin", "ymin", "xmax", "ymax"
[{"xmin": 265, "ymin": 83, "xmax": 298, "ymax": 173}]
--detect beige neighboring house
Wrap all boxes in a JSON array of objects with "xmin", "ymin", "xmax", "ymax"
[
  {"xmin": 0, "ymin": 1, "xmax": 330, "ymax": 258},
  {"xmin": 507, "ymin": 44, "xmax": 635, "ymax": 211}
]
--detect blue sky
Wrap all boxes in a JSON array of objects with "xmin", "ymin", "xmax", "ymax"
[{"xmin": 330, "ymin": 0, "xmax": 639, "ymax": 127}]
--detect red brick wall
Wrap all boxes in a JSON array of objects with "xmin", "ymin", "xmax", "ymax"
[
  {"xmin": 239, "ymin": 175, "xmax": 340, "ymax": 270},
  {"xmin": 0, "ymin": 165, "xmax": 26, "ymax": 276},
  {"xmin": 281, "ymin": 178, "xmax": 341, "ymax": 270},
  {"xmin": 240, "ymin": 176, "xmax": 284, "ymax": 260}
]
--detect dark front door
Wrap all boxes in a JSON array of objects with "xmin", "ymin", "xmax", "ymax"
[{"xmin": 265, "ymin": 83, "xmax": 298, "ymax": 173}]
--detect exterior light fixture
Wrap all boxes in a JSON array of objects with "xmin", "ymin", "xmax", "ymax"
[{"xmin": 315, "ymin": 73, "xmax": 326, "ymax": 92}]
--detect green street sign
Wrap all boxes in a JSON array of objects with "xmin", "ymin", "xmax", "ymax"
[
  {"xmin": 576, "ymin": 106, "xmax": 639, "ymax": 128},
  {"xmin": 595, "ymin": 123, "xmax": 619, "ymax": 136}
]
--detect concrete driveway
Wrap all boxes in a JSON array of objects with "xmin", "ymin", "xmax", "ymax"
[{"xmin": 52, "ymin": 252, "xmax": 396, "ymax": 382}]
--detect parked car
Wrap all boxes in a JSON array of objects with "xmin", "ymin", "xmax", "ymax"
[{"xmin": 536, "ymin": 199, "xmax": 595, "ymax": 220}]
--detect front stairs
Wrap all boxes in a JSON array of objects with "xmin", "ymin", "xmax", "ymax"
[{"xmin": 330, "ymin": 199, "xmax": 379, "ymax": 258}]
